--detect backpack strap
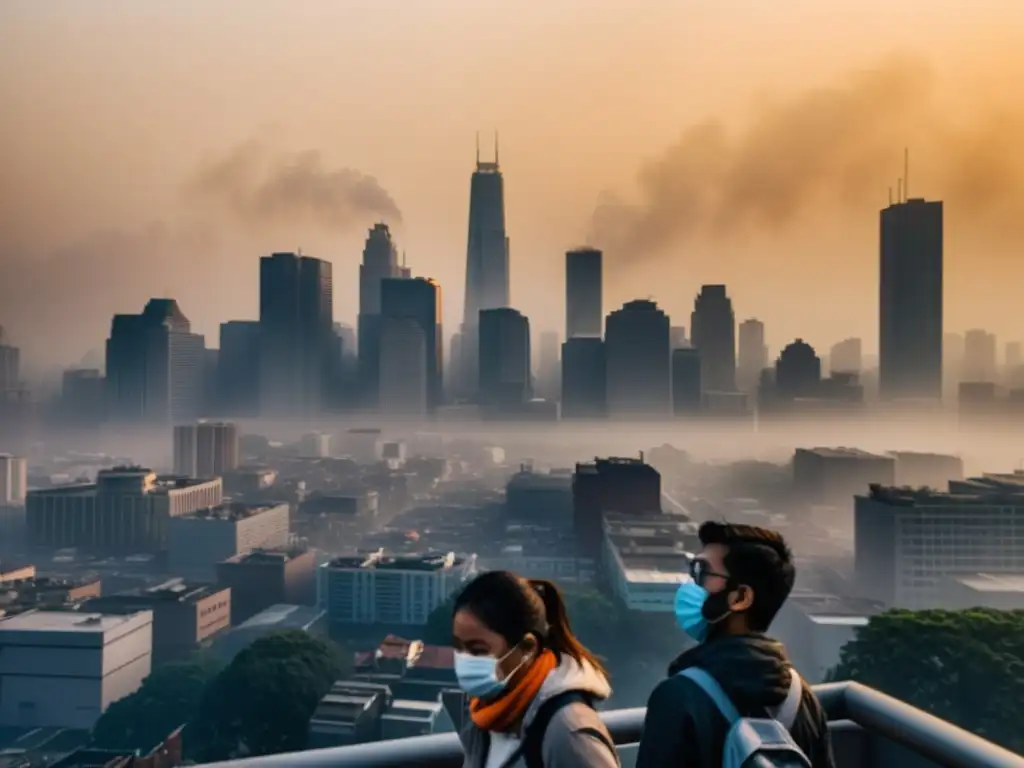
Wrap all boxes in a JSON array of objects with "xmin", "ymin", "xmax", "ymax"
[
  {"xmin": 677, "ymin": 668, "xmax": 741, "ymax": 725},
  {"xmin": 771, "ymin": 670, "xmax": 803, "ymax": 731},
  {"xmin": 519, "ymin": 690, "xmax": 595, "ymax": 768}
]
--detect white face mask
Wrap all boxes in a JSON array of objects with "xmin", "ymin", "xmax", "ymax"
[{"xmin": 453, "ymin": 645, "xmax": 529, "ymax": 700}]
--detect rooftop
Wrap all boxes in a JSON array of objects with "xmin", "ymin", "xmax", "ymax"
[
  {"xmin": 235, "ymin": 604, "xmax": 324, "ymax": 631},
  {"xmin": 0, "ymin": 610, "xmax": 147, "ymax": 633},
  {"xmin": 623, "ymin": 567, "xmax": 688, "ymax": 584},
  {"xmin": 799, "ymin": 447, "xmax": 891, "ymax": 460},
  {"xmin": 954, "ymin": 573, "xmax": 1024, "ymax": 593},
  {"xmin": 88, "ymin": 579, "xmax": 223, "ymax": 605},
  {"xmin": 181, "ymin": 502, "xmax": 285, "ymax": 521},
  {"xmin": 790, "ymin": 592, "xmax": 886, "ymax": 619},
  {"xmin": 222, "ymin": 548, "xmax": 310, "ymax": 566},
  {"xmin": 864, "ymin": 482, "xmax": 1024, "ymax": 507},
  {"xmin": 328, "ymin": 551, "xmax": 465, "ymax": 572}
]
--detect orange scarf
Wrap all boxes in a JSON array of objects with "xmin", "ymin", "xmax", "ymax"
[{"xmin": 469, "ymin": 649, "xmax": 558, "ymax": 733}]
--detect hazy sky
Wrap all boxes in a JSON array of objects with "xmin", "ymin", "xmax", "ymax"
[{"xmin": 2, "ymin": 0, "xmax": 1024, "ymax": 370}]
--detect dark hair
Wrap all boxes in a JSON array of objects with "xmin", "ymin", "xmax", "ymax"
[
  {"xmin": 452, "ymin": 570, "xmax": 607, "ymax": 678},
  {"xmin": 698, "ymin": 521, "xmax": 795, "ymax": 632}
]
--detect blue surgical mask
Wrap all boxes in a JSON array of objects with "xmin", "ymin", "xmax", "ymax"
[
  {"xmin": 454, "ymin": 647, "xmax": 525, "ymax": 700},
  {"xmin": 675, "ymin": 580, "xmax": 712, "ymax": 642}
]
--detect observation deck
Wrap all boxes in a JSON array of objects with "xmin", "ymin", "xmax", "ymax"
[{"xmin": 196, "ymin": 681, "xmax": 1024, "ymax": 768}]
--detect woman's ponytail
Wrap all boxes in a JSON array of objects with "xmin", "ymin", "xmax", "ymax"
[{"xmin": 528, "ymin": 578, "xmax": 608, "ymax": 679}]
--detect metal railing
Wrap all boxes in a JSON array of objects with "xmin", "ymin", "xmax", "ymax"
[{"xmin": 198, "ymin": 681, "xmax": 1024, "ymax": 768}]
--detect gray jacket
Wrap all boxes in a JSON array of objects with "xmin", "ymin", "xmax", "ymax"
[{"xmin": 458, "ymin": 656, "xmax": 620, "ymax": 768}]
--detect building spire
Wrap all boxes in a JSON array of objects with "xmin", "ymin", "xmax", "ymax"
[
  {"xmin": 475, "ymin": 131, "xmax": 480, "ymax": 166},
  {"xmin": 494, "ymin": 131, "xmax": 499, "ymax": 167}
]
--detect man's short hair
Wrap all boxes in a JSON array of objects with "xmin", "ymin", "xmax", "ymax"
[{"xmin": 698, "ymin": 521, "xmax": 796, "ymax": 631}]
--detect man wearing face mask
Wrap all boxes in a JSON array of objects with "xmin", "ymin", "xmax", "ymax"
[{"xmin": 635, "ymin": 522, "xmax": 836, "ymax": 768}]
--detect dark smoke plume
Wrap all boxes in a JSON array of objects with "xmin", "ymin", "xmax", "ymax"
[
  {"xmin": 189, "ymin": 141, "xmax": 403, "ymax": 229},
  {"xmin": 590, "ymin": 55, "xmax": 1024, "ymax": 261}
]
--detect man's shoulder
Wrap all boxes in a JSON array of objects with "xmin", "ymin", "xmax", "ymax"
[{"xmin": 647, "ymin": 672, "xmax": 705, "ymax": 710}]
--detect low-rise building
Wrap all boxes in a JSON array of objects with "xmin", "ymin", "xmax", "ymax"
[
  {"xmin": 943, "ymin": 573, "xmax": 1024, "ymax": 610},
  {"xmin": 167, "ymin": 502, "xmax": 289, "ymax": 580},
  {"xmin": 213, "ymin": 603, "xmax": 326, "ymax": 662},
  {"xmin": 505, "ymin": 469, "xmax": 573, "ymax": 528},
  {"xmin": 217, "ymin": 548, "xmax": 317, "ymax": 624},
  {"xmin": 321, "ymin": 551, "xmax": 476, "ymax": 627},
  {"xmin": 307, "ymin": 680, "xmax": 392, "ymax": 749},
  {"xmin": 0, "ymin": 574, "xmax": 102, "ymax": 614},
  {"xmin": 0, "ymin": 610, "xmax": 152, "ymax": 729},
  {"xmin": 602, "ymin": 513, "xmax": 699, "ymax": 612},
  {"xmin": 82, "ymin": 580, "xmax": 230, "ymax": 663}
]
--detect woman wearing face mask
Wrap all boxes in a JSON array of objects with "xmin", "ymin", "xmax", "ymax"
[{"xmin": 452, "ymin": 570, "xmax": 620, "ymax": 768}]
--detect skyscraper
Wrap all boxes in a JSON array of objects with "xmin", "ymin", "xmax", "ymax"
[
  {"xmin": 737, "ymin": 318, "xmax": 768, "ymax": 393},
  {"xmin": 691, "ymin": 285, "xmax": 736, "ymax": 393},
  {"xmin": 358, "ymin": 224, "xmax": 408, "ymax": 407},
  {"xmin": 0, "ymin": 327, "xmax": 19, "ymax": 393},
  {"xmin": 378, "ymin": 317, "xmax": 428, "ymax": 416},
  {"xmin": 259, "ymin": 252, "xmax": 334, "ymax": 417},
  {"xmin": 963, "ymin": 329, "xmax": 997, "ymax": 383},
  {"xmin": 106, "ymin": 299, "xmax": 205, "ymax": 424},
  {"xmin": 561, "ymin": 338, "xmax": 606, "ymax": 419},
  {"xmin": 218, "ymin": 320, "xmax": 260, "ymax": 416},
  {"xmin": 565, "ymin": 247, "xmax": 602, "ymax": 338},
  {"xmin": 380, "ymin": 277, "xmax": 443, "ymax": 411},
  {"xmin": 879, "ymin": 198, "xmax": 943, "ymax": 400},
  {"xmin": 672, "ymin": 348, "xmax": 702, "ymax": 415},
  {"xmin": 461, "ymin": 136, "xmax": 510, "ymax": 395},
  {"xmin": 775, "ymin": 339, "xmax": 822, "ymax": 398},
  {"xmin": 478, "ymin": 308, "xmax": 530, "ymax": 408},
  {"xmin": 0, "ymin": 454, "xmax": 27, "ymax": 505},
  {"xmin": 605, "ymin": 299, "xmax": 671, "ymax": 419},
  {"xmin": 830, "ymin": 338, "xmax": 863, "ymax": 375},
  {"xmin": 536, "ymin": 330, "xmax": 560, "ymax": 400}
]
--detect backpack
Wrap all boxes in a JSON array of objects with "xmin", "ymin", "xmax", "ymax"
[
  {"xmin": 517, "ymin": 690, "xmax": 614, "ymax": 768},
  {"xmin": 677, "ymin": 667, "xmax": 811, "ymax": 768}
]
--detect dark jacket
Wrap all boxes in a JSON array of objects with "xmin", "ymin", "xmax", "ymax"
[{"xmin": 635, "ymin": 634, "xmax": 836, "ymax": 768}]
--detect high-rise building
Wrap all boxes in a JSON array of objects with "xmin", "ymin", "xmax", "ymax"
[
  {"xmin": 672, "ymin": 348, "xmax": 702, "ymax": 415},
  {"xmin": 0, "ymin": 327, "xmax": 19, "ymax": 392},
  {"xmin": 536, "ymin": 330, "xmax": 560, "ymax": 400},
  {"xmin": 605, "ymin": 300, "xmax": 671, "ymax": 419},
  {"xmin": 963, "ymin": 329, "xmax": 997, "ymax": 383},
  {"xmin": 478, "ymin": 308, "xmax": 531, "ymax": 408},
  {"xmin": 737, "ymin": 318, "xmax": 768, "ymax": 392},
  {"xmin": 358, "ymin": 224, "xmax": 408, "ymax": 408},
  {"xmin": 259, "ymin": 252, "xmax": 334, "ymax": 417},
  {"xmin": 830, "ymin": 338, "xmax": 863, "ymax": 374},
  {"xmin": 106, "ymin": 299, "xmax": 205, "ymax": 425},
  {"xmin": 0, "ymin": 454, "xmax": 27, "ymax": 505},
  {"xmin": 565, "ymin": 248, "xmax": 602, "ymax": 339},
  {"xmin": 380, "ymin": 277, "xmax": 442, "ymax": 411},
  {"xmin": 879, "ymin": 198, "xmax": 943, "ymax": 400},
  {"xmin": 173, "ymin": 421, "xmax": 239, "ymax": 478},
  {"xmin": 218, "ymin": 321, "xmax": 260, "ymax": 416},
  {"xmin": 691, "ymin": 285, "xmax": 736, "ymax": 393},
  {"xmin": 775, "ymin": 340, "xmax": 822, "ymax": 398},
  {"xmin": 670, "ymin": 326, "xmax": 688, "ymax": 350},
  {"xmin": 461, "ymin": 137, "xmax": 510, "ymax": 395},
  {"xmin": 378, "ymin": 316, "xmax": 428, "ymax": 416},
  {"xmin": 561, "ymin": 338, "xmax": 606, "ymax": 419},
  {"xmin": 61, "ymin": 368, "xmax": 104, "ymax": 426}
]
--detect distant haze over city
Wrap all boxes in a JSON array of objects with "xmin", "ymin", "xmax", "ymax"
[{"xmin": 2, "ymin": 2, "xmax": 1024, "ymax": 369}]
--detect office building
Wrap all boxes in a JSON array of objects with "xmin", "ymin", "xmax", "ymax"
[
  {"xmin": 300, "ymin": 431, "xmax": 332, "ymax": 458},
  {"xmin": 378, "ymin": 317, "xmax": 428, "ymax": 416},
  {"xmin": 879, "ymin": 198, "xmax": 943, "ymax": 400},
  {"xmin": 460, "ymin": 137, "xmax": 510, "ymax": 395},
  {"xmin": 259, "ymin": 252, "xmax": 334, "ymax": 417},
  {"xmin": 794, "ymin": 447, "xmax": 895, "ymax": 508},
  {"xmin": 61, "ymin": 368, "xmax": 104, "ymax": 426},
  {"xmin": 670, "ymin": 326, "xmax": 688, "ymax": 350},
  {"xmin": 963, "ymin": 329, "xmax": 997, "ymax": 383},
  {"xmin": 855, "ymin": 476, "xmax": 1024, "ymax": 608},
  {"xmin": 671, "ymin": 348, "xmax": 702, "ymax": 415},
  {"xmin": 535, "ymin": 330, "xmax": 560, "ymax": 400},
  {"xmin": 478, "ymin": 308, "xmax": 531, "ymax": 409},
  {"xmin": 0, "ymin": 609, "xmax": 153, "ymax": 729},
  {"xmin": 167, "ymin": 502, "xmax": 290, "ymax": 580},
  {"xmin": 381, "ymin": 276, "xmax": 443, "ymax": 411},
  {"xmin": 691, "ymin": 285, "xmax": 736, "ymax": 393},
  {"xmin": 506, "ymin": 469, "xmax": 573, "ymax": 528},
  {"xmin": 888, "ymin": 451, "xmax": 964, "ymax": 489},
  {"xmin": 321, "ymin": 551, "xmax": 477, "ymax": 627},
  {"xmin": 0, "ymin": 454, "xmax": 28, "ymax": 505},
  {"xmin": 561, "ymin": 338, "xmax": 606, "ymax": 419},
  {"xmin": 358, "ymin": 225, "xmax": 410, "ymax": 407},
  {"xmin": 604, "ymin": 300, "xmax": 671, "ymax": 418},
  {"xmin": 943, "ymin": 573, "xmax": 1024, "ymax": 611},
  {"xmin": 217, "ymin": 548, "xmax": 317, "ymax": 624},
  {"xmin": 26, "ymin": 467, "xmax": 223, "ymax": 552},
  {"xmin": 775, "ymin": 340, "xmax": 822, "ymax": 399},
  {"xmin": 573, "ymin": 457, "xmax": 661, "ymax": 558},
  {"xmin": 173, "ymin": 421, "xmax": 239, "ymax": 478},
  {"xmin": 737, "ymin": 318, "xmax": 768, "ymax": 392},
  {"xmin": 565, "ymin": 247, "xmax": 602, "ymax": 338},
  {"xmin": 0, "ymin": 327, "xmax": 19, "ymax": 392},
  {"xmin": 217, "ymin": 320, "xmax": 260, "ymax": 416},
  {"xmin": 83, "ymin": 581, "xmax": 230, "ymax": 664},
  {"xmin": 105, "ymin": 299, "xmax": 205, "ymax": 424},
  {"xmin": 830, "ymin": 338, "xmax": 862, "ymax": 375}
]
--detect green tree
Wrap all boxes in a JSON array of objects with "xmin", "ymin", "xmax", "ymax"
[
  {"xmin": 91, "ymin": 658, "xmax": 219, "ymax": 754},
  {"xmin": 829, "ymin": 608, "xmax": 1024, "ymax": 754},
  {"xmin": 191, "ymin": 630, "xmax": 350, "ymax": 761}
]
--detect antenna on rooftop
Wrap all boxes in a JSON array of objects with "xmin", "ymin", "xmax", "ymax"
[
  {"xmin": 888, "ymin": 187, "xmax": 893, "ymax": 206},
  {"xmin": 897, "ymin": 179, "xmax": 903, "ymax": 204},
  {"xmin": 904, "ymin": 147, "xmax": 910, "ymax": 201},
  {"xmin": 494, "ymin": 131, "xmax": 500, "ymax": 166},
  {"xmin": 475, "ymin": 131, "xmax": 480, "ymax": 166},
  {"xmin": 402, "ymin": 250, "xmax": 407, "ymax": 268}
]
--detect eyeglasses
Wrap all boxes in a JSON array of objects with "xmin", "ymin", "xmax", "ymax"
[{"xmin": 689, "ymin": 558, "xmax": 730, "ymax": 588}]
